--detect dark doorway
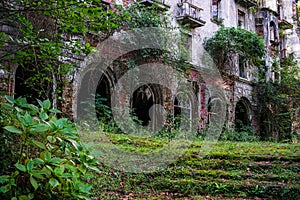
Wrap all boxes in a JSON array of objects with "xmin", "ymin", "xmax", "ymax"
[
  {"xmin": 95, "ymin": 75, "xmax": 112, "ymax": 121},
  {"xmin": 234, "ymin": 99, "xmax": 250, "ymax": 132},
  {"xmin": 131, "ymin": 85, "xmax": 154, "ymax": 126},
  {"xmin": 173, "ymin": 92, "xmax": 191, "ymax": 128},
  {"xmin": 77, "ymin": 70, "xmax": 112, "ymax": 122},
  {"xmin": 15, "ymin": 67, "xmax": 46, "ymax": 103}
]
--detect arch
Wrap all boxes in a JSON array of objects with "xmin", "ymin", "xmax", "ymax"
[
  {"xmin": 131, "ymin": 84, "xmax": 163, "ymax": 129},
  {"xmin": 234, "ymin": 97, "xmax": 252, "ymax": 132},
  {"xmin": 77, "ymin": 69, "xmax": 114, "ymax": 122},
  {"xmin": 95, "ymin": 74, "xmax": 112, "ymax": 121},
  {"xmin": 173, "ymin": 91, "xmax": 192, "ymax": 128},
  {"xmin": 269, "ymin": 21, "xmax": 278, "ymax": 43},
  {"xmin": 207, "ymin": 96, "xmax": 225, "ymax": 125}
]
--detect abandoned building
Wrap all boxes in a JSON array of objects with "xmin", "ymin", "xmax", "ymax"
[{"xmin": 1, "ymin": 0, "xmax": 300, "ymax": 135}]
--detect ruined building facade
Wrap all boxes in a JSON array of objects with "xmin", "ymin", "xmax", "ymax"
[{"xmin": 1, "ymin": 0, "xmax": 300, "ymax": 135}]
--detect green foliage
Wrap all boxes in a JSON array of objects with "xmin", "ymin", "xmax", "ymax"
[
  {"xmin": 0, "ymin": 96, "xmax": 99, "ymax": 200},
  {"xmin": 220, "ymin": 128, "xmax": 260, "ymax": 142},
  {"xmin": 257, "ymin": 54, "xmax": 300, "ymax": 141},
  {"xmin": 0, "ymin": 0, "xmax": 168, "ymax": 104},
  {"xmin": 204, "ymin": 27, "xmax": 265, "ymax": 70},
  {"xmin": 90, "ymin": 137, "xmax": 300, "ymax": 199},
  {"xmin": 115, "ymin": 3, "xmax": 169, "ymax": 29}
]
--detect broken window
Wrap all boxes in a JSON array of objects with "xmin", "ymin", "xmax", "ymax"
[
  {"xmin": 212, "ymin": 0, "xmax": 221, "ymax": 20},
  {"xmin": 238, "ymin": 10, "xmax": 245, "ymax": 29},
  {"xmin": 173, "ymin": 92, "xmax": 192, "ymax": 128},
  {"xmin": 180, "ymin": 32, "xmax": 192, "ymax": 61},
  {"xmin": 238, "ymin": 57, "xmax": 247, "ymax": 78}
]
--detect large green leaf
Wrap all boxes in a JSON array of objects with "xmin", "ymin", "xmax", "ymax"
[
  {"xmin": 30, "ymin": 124, "xmax": 49, "ymax": 133},
  {"xmin": 33, "ymin": 158, "xmax": 44, "ymax": 165},
  {"xmin": 18, "ymin": 195, "xmax": 30, "ymax": 200},
  {"xmin": 5, "ymin": 95, "xmax": 15, "ymax": 104},
  {"xmin": 49, "ymin": 178, "xmax": 59, "ymax": 188},
  {"xmin": 42, "ymin": 99, "xmax": 51, "ymax": 110},
  {"xmin": 54, "ymin": 165, "xmax": 65, "ymax": 176},
  {"xmin": 39, "ymin": 111, "xmax": 49, "ymax": 120},
  {"xmin": 0, "ymin": 185, "xmax": 10, "ymax": 193},
  {"xmin": 26, "ymin": 159, "xmax": 34, "ymax": 172},
  {"xmin": 0, "ymin": 175, "xmax": 9, "ymax": 184},
  {"xmin": 30, "ymin": 176, "xmax": 38, "ymax": 190},
  {"xmin": 15, "ymin": 163, "xmax": 26, "ymax": 172},
  {"xmin": 1, "ymin": 103, "xmax": 14, "ymax": 110},
  {"xmin": 31, "ymin": 139, "xmax": 46, "ymax": 150},
  {"xmin": 4, "ymin": 126, "xmax": 22, "ymax": 134}
]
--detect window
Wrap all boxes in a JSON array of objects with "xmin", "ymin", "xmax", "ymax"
[
  {"xmin": 180, "ymin": 32, "xmax": 192, "ymax": 61},
  {"xmin": 238, "ymin": 57, "xmax": 247, "ymax": 78},
  {"xmin": 269, "ymin": 22, "xmax": 279, "ymax": 51},
  {"xmin": 238, "ymin": 10, "xmax": 245, "ymax": 29},
  {"xmin": 174, "ymin": 92, "xmax": 192, "ymax": 128},
  {"xmin": 212, "ymin": 0, "xmax": 221, "ymax": 19}
]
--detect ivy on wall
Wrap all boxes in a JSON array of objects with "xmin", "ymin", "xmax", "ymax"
[{"xmin": 204, "ymin": 27, "xmax": 265, "ymax": 73}]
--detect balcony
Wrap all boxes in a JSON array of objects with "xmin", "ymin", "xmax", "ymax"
[
  {"xmin": 176, "ymin": 1, "xmax": 206, "ymax": 28},
  {"xmin": 236, "ymin": 0, "xmax": 256, "ymax": 7},
  {"xmin": 139, "ymin": 0, "xmax": 170, "ymax": 11},
  {"xmin": 279, "ymin": 19, "xmax": 293, "ymax": 30}
]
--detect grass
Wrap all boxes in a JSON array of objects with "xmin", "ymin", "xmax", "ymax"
[{"xmin": 82, "ymin": 132, "xmax": 300, "ymax": 199}]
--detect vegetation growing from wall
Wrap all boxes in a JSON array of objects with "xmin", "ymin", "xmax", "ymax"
[
  {"xmin": 0, "ymin": 0, "xmax": 169, "ymax": 110},
  {"xmin": 257, "ymin": 54, "xmax": 300, "ymax": 141},
  {"xmin": 204, "ymin": 27, "xmax": 265, "ymax": 73}
]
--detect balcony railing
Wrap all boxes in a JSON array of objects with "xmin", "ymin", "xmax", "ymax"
[
  {"xmin": 236, "ymin": 0, "xmax": 256, "ymax": 7},
  {"xmin": 279, "ymin": 19, "xmax": 293, "ymax": 30},
  {"xmin": 139, "ymin": 0, "xmax": 170, "ymax": 11},
  {"xmin": 176, "ymin": 1, "xmax": 206, "ymax": 28}
]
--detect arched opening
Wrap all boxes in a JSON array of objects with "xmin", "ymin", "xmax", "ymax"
[
  {"xmin": 130, "ymin": 84, "xmax": 164, "ymax": 131},
  {"xmin": 131, "ymin": 85, "xmax": 155, "ymax": 126},
  {"xmin": 77, "ymin": 70, "xmax": 97, "ymax": 121},
  {"xmin": 173, "ymin": 92, "xmax": 192, "ymax": 129},
  {"xmin": 269, "ymin": 21, "xmax": 278, "ymax": 44},
  {"xmin": 95, "ymin": 75, "xmax": 112, "ymax": 121},
  {"xmin": 77, "ymin": 70, "xmax": 112, "ymax": 122},
  {"xmin": 234, "ymin": 98, "xmax": 251, "ymax": 132}
]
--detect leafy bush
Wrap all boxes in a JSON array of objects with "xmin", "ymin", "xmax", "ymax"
[
  {"xmin": 220, "ymin": 128, "xmax": 260, "ymax": 142},
  {"xmin": 0, "ymin": 96, "xmax": 99, "ymax": 200}
]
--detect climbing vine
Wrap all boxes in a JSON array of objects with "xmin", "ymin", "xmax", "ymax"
[
  {"xmin": 204, "ymin": 27, "xmax": 265, "ymax": 73},
  {"xmin": 257, "ymin": 54, "xmax": 300, "ymax": 141},
  {"xmin": 0, "ymin": 0, "xmax": 170, "ymax": 110}
]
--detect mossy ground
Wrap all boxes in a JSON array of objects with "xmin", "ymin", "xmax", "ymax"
[{"xmin": 85, "ymin": 133, "xmax": 300, "ymax": 199}]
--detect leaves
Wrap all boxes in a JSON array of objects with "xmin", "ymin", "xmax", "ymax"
[
  {"xmin": 30, "ymin": 176, "xmax": 39, "ymax": 190},
  {"xmin": 26, "ymin": 159, "xmax": 34, "ymax": 172},
  {"xmin": 30, "ymin": 124, "xmax": 49, "ymax": 133},
  {"xmin": 15, "ymin": 163, "xmax": 27, "ymax": 172},
  {"xmin": 49, "ymin": 178, "xmax": 59, "ymax": 188},
  {"xmin": 31, "ymin": 140, "xmax": 46, "ymax": 150},
  {"xmin": 204, "ymin": 27, "xmax": 265, "ymax": 67},
  {"xmin": 4, "ymin": 126, "xmax": 22, "ymax": 134}
]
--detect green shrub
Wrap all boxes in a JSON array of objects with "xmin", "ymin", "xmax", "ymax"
[
  {"xmin": 0, "ymin": 96, "xmax": 99, "ymax": 200},
  {"xmin": 220, "ymin": 128, "xmax": 260, "ymax": 142}
]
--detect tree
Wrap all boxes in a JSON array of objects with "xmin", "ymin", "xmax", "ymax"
[{"xmin": 0, "ymin": 0, "xmax": 168, "ymax": 112}]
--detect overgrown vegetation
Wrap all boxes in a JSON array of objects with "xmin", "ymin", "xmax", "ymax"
[
  {"xmin": 257, "ymin": 53, "xmax": 300, "ymax": 141},
  {"xmin": 204, "ymin": 26, "xmax": 265, "ymax": 73},
  {"xmin": 90, "ymin": 133, "xmax": 300, "ymax": 199},
  {"xmin": 0, "ymin": 0, "xmax": 170, "ymax": 113},
  {"xmin": 0, "ymin": 96, "xmax": 99, "ymax": 199}
]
